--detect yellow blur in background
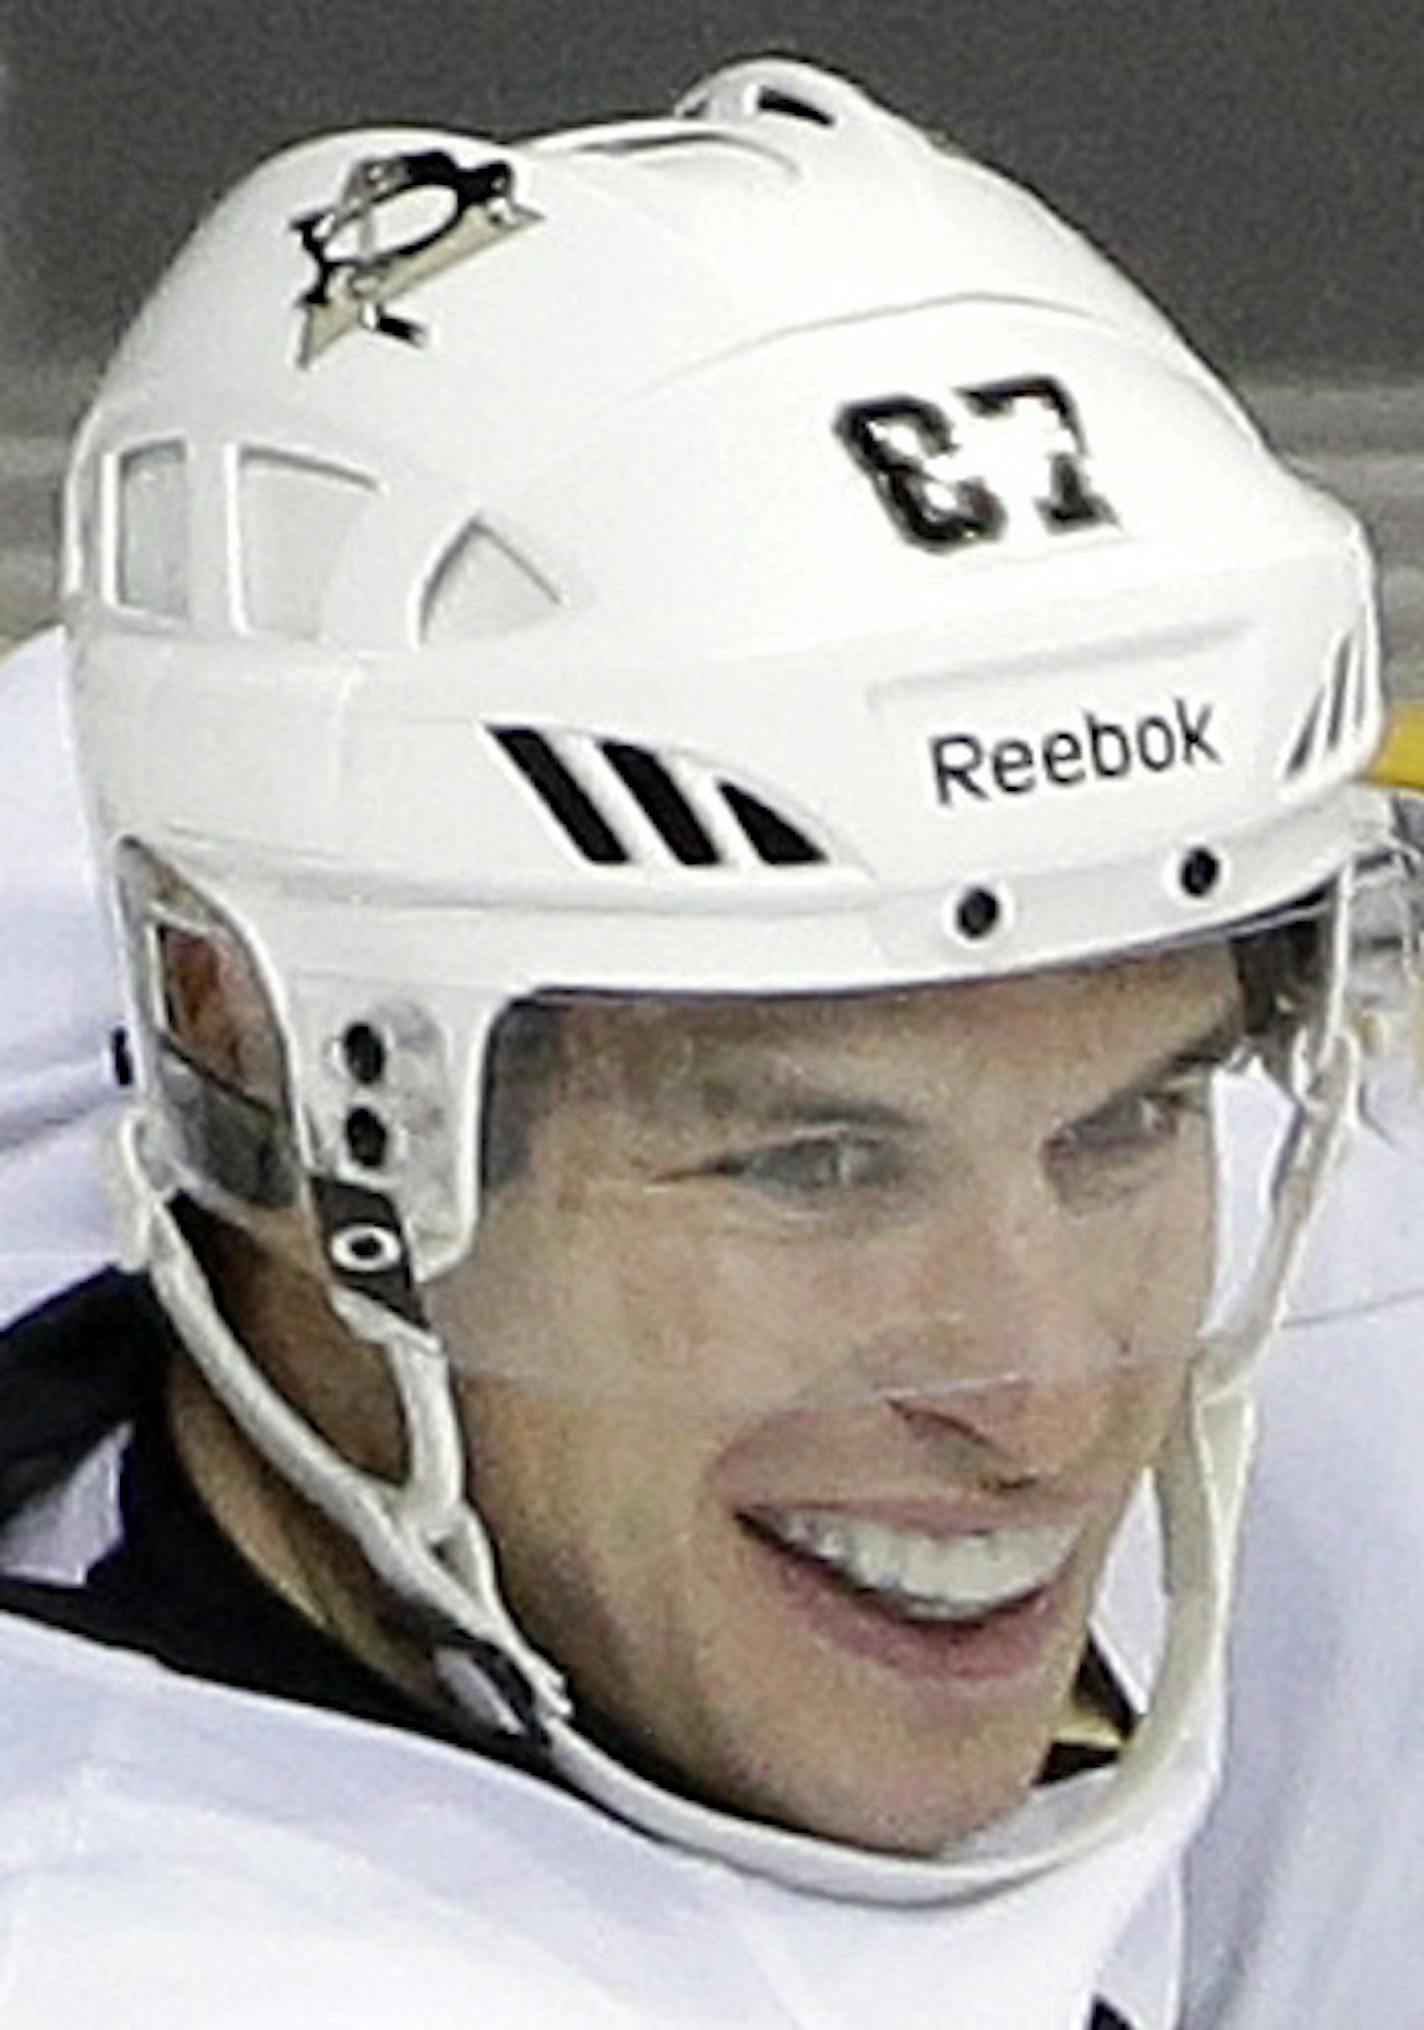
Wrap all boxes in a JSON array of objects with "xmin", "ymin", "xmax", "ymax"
[{"xmin": 1372, "ymin": 702, "xmax": 1424, "ymax": 792}]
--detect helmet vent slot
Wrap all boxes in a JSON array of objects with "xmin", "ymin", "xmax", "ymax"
[
  {"xmin": 1355, "ymin": 634, "xmax": 1377, "ymax": 730},
  {"xmin": 719, "ymin": 783, "xmax": 825, "ymax": 865},
  {"xmin": 754, "ymin": 86, "xmax": 835, "ymax": 128},
  {"xmin": 238, "ymin": 450, "xmax": 374, "ymax": 641},
  {"xmin": 601, "ymin": 742, "xmax": 719, "ymax": 865},
  {"xmin": 490, "ymin": 726, "xmax": 829, "ymax": 872},
  {"xmin": 1282, "ymin": 634, "xmax": 1367, "ymax": 784},
  {"xmin": 491, "ymin": 728, "xmax": 630, "ymax": 865},
  {"xmin": 423, "ymin": 522, "xmax": 559, "ymax": 643},
  {"xmin": 114, "ymin": 440, "xmax": 190, "ymax": 620},
  {"xmin": 1284, "ymin": 695, "xmax": 1322, "ymax": 780},
  {"xmin": 1325, "ymin": 639, "xmax": 1352, "ymax": 752}
]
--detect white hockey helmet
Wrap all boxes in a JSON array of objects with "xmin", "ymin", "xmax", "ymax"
[{"xmin": 65, "ymin": 58, "xmax": 1389, "ymax": 1900}]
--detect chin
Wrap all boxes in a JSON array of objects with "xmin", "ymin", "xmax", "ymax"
[
  {"xmin": 677, "ymin": 1559, "xmax": 1091, "ymax": 1856},
  {"xmin": 734, "ymin": 1758, "xmax": 1047, "ymax": 1858},
  {"xmin": 693, "ymin": 1692, "xmax": 1060, "ymax": 1859}
]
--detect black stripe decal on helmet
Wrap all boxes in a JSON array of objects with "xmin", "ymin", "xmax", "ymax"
[
  {"xmin": 490, "ymin": 725, "xmax": 828, "ymax": 871},
  {"xmin": 491, "ymin": 727, "xmax": 630, "ymax": 865},
  {"xmin": 601, "ymin": 741, "xmax": 720, "ymax": 865},
  {"xmin": 720, "ymin": 782, "xmax": 825, "ymax": 865}
]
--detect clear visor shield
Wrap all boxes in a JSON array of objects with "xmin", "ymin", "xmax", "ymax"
[
  {"xmin": 1285, "ymin": 814, "xmax": 1424, "ymax": 1343},
  {"xmin": 424, "ymin": 890, "xmax": 1388, "ymax": 1420},
  {"xmin": 124, "ymin": 838, "xmax": 1424, "ymax": 1418}
]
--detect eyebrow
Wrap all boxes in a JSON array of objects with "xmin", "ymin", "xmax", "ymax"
[
  {"xmin": 667, "ymin": 1002, "xmax": 1246, "ymax": 1138},
  {"xmin": 682, "ymin": 1080, "xmax": 919, "ymax": 1133}
]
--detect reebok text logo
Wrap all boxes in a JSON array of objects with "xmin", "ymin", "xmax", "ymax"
[{"xmin": 929, "ymin": 697, "xmax": 1222, "ymax": 806}]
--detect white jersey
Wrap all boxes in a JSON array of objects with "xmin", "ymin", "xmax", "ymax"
[
  {"xmin": 0, "ymin": 1603, "xmax": 1189, "ymax": 2029},
  {"xmin": 0, "ymin": 629, "xmax": 121, "ymax": 1324},
  {"xmin": 0, "ymin": 630, "xmax": 1422, "ymax": 2021},
  {"xmin": 1182, "ymin": 1133, "xmax": 1424, "ymax": 2022}
]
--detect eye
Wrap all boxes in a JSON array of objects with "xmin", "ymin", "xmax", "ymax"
[
  {"xmin": 1044, "ymin": 1076, "xmax": 1208, "ymax": 1209},
  {"xmin": 698, "ymin": 1132, "xmax": 902, "ymax": 1202}
]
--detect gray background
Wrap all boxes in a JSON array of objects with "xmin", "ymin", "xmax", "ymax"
[
  {"xmin": 3, "ymin": 0, "xmax": 1422, "ymax": 370},
  {"xmin": 2, "ymin": 3, "xmax": 1421, "ymax": 676}
]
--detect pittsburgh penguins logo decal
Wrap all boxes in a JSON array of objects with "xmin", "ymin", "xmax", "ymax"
[
  {"xmin": 291, "ymin": 148, "xmax": 540, "ymax": 366},
  {"xmin": 839, "ymin": 375, "xmax": 1117, "ymax": 550}
]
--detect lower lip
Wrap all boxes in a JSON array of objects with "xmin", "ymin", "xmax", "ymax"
[{"xmin": 742, "ymin": 1521, "xmax": 1078, "ymax": 1684}]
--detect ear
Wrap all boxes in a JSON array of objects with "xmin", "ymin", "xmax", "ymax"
[
  {"xmin": 149, "ymin": 914, "xmax": 299, "ymax": 1214},
  {"xmin": 157, "ymin": 919, "xmax": 287, "ymax": 1108}
]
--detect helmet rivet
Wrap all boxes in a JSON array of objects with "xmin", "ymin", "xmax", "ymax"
[
  {"xmin": 329, "ymin": 1223, "xmax": 403, "ymax": 1275},
  {"xmin": 1179, "ymin": 848, "xmax": 1222, "ymax": 900},
  {"xmin": 954, "ymin": 886, "xmax": 1002, "ymax": 941},
  {"xmin": 341, "ymin": 1021, "xmax": 388, "ymax": 1085},
  {"xmin": 345, "ymin": 1106, "xmax": 389, "ymax": 1169}
]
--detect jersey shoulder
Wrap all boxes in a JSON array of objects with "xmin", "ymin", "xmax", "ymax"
[
  {"xmin": 0, "ymin": 629, "xmax": 123, "ymax": 1326},
  {"xmin": 0, "ymin": 1600, "xmax": 1179, "ymax": 2026},
  {"xmin": 0, "ymin": 1606, "xmax": 700, "ymax": 2026}
]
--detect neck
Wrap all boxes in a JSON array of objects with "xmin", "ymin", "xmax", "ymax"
[{"xmin": 165, "ymin": 1211, "xmax": 443, "ymax": 1706}]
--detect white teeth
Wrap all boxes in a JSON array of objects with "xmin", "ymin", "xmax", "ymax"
[{"xmin": 758, "ymin": 1511, "xmax": 1082, "ymax": 1622}]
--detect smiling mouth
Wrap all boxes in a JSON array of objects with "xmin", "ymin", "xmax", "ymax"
[{"xmin": 745, "ymin": 1509, "xmax": 1085, "ymax": 1626}]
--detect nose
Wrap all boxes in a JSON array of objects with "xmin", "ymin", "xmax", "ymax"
[
  {"xmin": 864, "ymin": 1175, "xmax": 1124, "ymax": 1480},
  {"xmin": 890, "ymin": 1364, "xmax": 1117, "ymax": 1486}
]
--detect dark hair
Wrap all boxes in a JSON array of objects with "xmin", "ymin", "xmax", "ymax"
[
  {"xmin": 479, "ymin": 997, "xmax": 569, "ymax": 1193},
  {"xmin": 1232, "ymin": 892, "xmax": 1330, "ymax": 1066}
]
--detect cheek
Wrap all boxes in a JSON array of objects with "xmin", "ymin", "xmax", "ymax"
[
  {"xmin": 496, "ymin": 1193, "xmax": 862, "ymax": 1414},
  {"xmin": 1110, "ymin": 1349, "xmax": 1194, "ymax": 1475},
  {"xmin": 1073, "ymin": 1133, "xmax": 1218, "ymax": 1343},
  {"xmin": 459, "ymin": 1377, "xmax": 731, "ymax": 1661},
  {"xmin": 1088, "ymin": 1167, "xmax": 1213, "ymax": 1463},
  {"xmin": 1138, "ymin": 1144, "xmax": 1217, "ymax": 1336}
]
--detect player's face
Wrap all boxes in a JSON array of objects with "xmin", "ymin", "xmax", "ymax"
[{"xmin": 445, "ymin": 947, "xmax": 1237, "ymax": 1854}]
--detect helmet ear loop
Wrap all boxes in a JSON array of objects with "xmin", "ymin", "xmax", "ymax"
[
  {"xmin": 1072, "ymin": 963, "xmax": 1360, "ymax": 1881},
  {"xmin": 1114, "ymin": 1371, "xmax": 1243, "ymax": 1815},
  {"xmin": 326, "ymin": 1283, "xmax": 572, "ymax": 1740},
  {"xmin": 111, "ymin": 1107, "xmax": 570, "ymax": 1739}
]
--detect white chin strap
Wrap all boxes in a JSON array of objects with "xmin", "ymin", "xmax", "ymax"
[
  {"xmin": 109, "ymin": 1021, "xmax": 1354, "ymax": 1905},
  {"xmin": 110, "ymin": 1112, "xmax": 568, "ymax": 1738}
]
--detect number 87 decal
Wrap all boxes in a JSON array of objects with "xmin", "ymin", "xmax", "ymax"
[{"xmin": 838, "ymin": 375, "xmax": 1117, "ymax": 550}]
